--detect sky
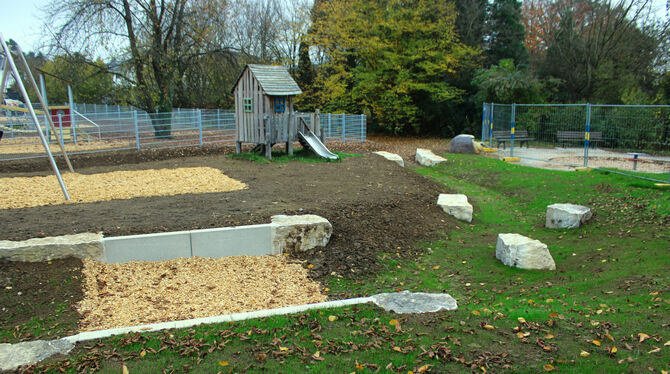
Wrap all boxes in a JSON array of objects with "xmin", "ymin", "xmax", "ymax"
[{"xmin": 1, "ymin": 0, "xmax": 668, "ymax": 54}]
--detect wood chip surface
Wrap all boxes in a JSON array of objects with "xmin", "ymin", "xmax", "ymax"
[
  {"xmin": 0, "ymin": 167, "xmax": 246, "ymax": 209},
  {"xmin": 78, "ymin": 256, "xmax": 327, "ymax": 331}
]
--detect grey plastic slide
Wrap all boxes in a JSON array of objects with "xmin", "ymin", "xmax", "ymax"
[{"xmin": 297, "ymin": 129, "xmax": 339, "ymax": 160}]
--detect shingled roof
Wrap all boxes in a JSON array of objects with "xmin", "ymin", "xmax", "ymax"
[{"xmin": 232, "ymin": 64, "xmax": 303, "ymax": 95}]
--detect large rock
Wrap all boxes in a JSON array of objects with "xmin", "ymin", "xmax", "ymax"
[
  {"xmin": 437, "ymin": 194, "xmax": 473, "ymax": 222},
  {"xmin": 449, "ymin": 134, "xmax": 476, "ymax": 154},
  {"xmin": 0, "ymin": 232, "xmax": 104, "ymax": 262},
  {"xmin": 372, "ymin": 291, "xmax": 458, "ymax": 313},
  {"xmin": 0, "ymin": 339, "xmax": 74, "ymax": 371},
  {"xmin": 373, "ymin": 151, "xmax": 404, "ymax": 167},
  {"xmin": 271, "ymin": 215, "xmax": 332, "ymax": 254},
  {"xmin": 545, "ymin": 204, "xmax": 592, "ymax": 229},
  {"xmin": 415, "ymin": 148, "xmax": 447, "ymax": 167},
  {"xmin": 496, "ymin": 233, "xmax": 556, "ymax": 270}
]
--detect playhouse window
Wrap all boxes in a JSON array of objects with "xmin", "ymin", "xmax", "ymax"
[
  {"xmin": 274, "ymin": 97, "xmax": 286, "ymax": 113},
  {"xmin": 243, "ymin": 98, "xmax": 253, "ymax": 113}
]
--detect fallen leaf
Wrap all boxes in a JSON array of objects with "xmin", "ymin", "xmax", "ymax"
[
  {"xmin": 605, "ymin": 333, "xmax": 614, "ymax": 342},
  {"xmin": 393, "ymin": 346, "xmax": 403, "ymax": 352},
  {"xmin": 592, "ymin": 340, "xmax": 601, "ymax": 347},
  {"xmin": 308, "ymin": 264, "xmax": 314, "ymax": 269},
  {"xmin": 638, "ymin": 333, "xmax": 651, "ymax": 343},
  {"xmin": 328, "ymin": 315, "xmax": 337, "ymax": 322},
  {"xmin": 417, "ymin": 365, "xmax": 430, "ymax": 373},
  {"xmin": 122, "ymin": 365, "xmax": 129, "ymax": 374},
  {"xmin": 279, "ymin": 346, "xmax": 288, "ymax": 352},
  {"xmin": 647, "ymin": 347, "xmax": 660, "ymax": 354},
  {"xmin": 472, "ymin": 310, "xmax": 481, "ymax": 316},
  {"xmin": 433, "ymin": 266, "xmax": 440, "ymax": 270},
  {"xmin": 312, "ymin": 351, "xmax": 321, "ymax": 359},
  {"xmin": 483, "ymin": 324, "xmax": 495, "ymax": 330},
  {"xmin": 544, "ymin": 364, "xmax": 555, "ymax": 371},
  {"xmin": 610, "ymin": 346, "xmax": 618, "ymax": 354},
  {"xmin": 219, "ymin": 361, "xmax": 229, "ymax": 367},
  {"xmin": 516, "ymin": 332, "xmax": 525, "ymax": 339},
  {"xmin": 518, "ymin": 317, "xmax": 526, "ymax": 323},
  {"xmin": 139, "ymin": 350, "xmax": 146, "ymax": 358},
  {"xmin": 664, "ymin": 341, "xmax": 670, "ymax": 346},
  {"xmin": 545, "ymin": 334, "xmax": 555, "ymax": 339},
  {"xmin": 549, "ymin": 312, "xmax": 559, "ymax": 318},
  {"xmin": 580, "ymin": 350, "xmax": 590, "ymax": 357},
  {"xmin": 389, "ymin": 319, "xmax": 399, "ymax": 326}
]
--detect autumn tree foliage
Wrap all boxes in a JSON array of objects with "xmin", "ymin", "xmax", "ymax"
[{"xmin": 307, "ymin": 0, "xmax": 479, "ymax": 134}]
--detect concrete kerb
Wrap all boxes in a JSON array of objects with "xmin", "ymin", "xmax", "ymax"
[
  {"xmin": 64, "ymin": 297, "xmax": 375, "ymax": 344},
  {"xmin": 0, "ymin": 216, "xmax": 330, "ymax": 263}
]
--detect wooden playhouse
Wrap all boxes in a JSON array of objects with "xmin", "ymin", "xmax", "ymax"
[{"xmin": 232, "ymin": 64, "xmax": 336, "ymax": 159}]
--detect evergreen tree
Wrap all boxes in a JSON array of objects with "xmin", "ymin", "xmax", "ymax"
[
  {"xmin": 295, "ymin": 42, "xmax": 314, "ymax": 89},
  {"xmin": 486, "ymin": 0, "xmax": 529, "ymax": 67}
]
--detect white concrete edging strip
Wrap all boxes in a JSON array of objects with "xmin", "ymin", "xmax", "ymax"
[{"xmin": 64, "ymin": 297, "xmax": 374, "ymax": 343}]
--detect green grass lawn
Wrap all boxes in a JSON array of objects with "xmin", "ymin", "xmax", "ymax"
[{"xmin": 35, "ymin": 154, "xmax": 669, "ymax": 373}]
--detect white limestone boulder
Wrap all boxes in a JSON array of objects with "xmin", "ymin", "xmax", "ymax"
[
  {"xmin": 271, "ymin": 215, "xmax": 332, "ymax": 254},
  {"xmin": 0, "ymin": 233, "xmax": 104, "ymax": 262},
  {"xmin": 373, "ymin": 151, "xmax": 404, "ymax": 167},
  {"xmin": 545, "ymin": 203, "xmax": 592, "ymax": 229},
  {"xmin": 496, "ymin": 233, "xmax": 556, "ymax": 270},
  {"xmin": 415, "ymin": 148, "xmax": 447, "ymax": 167},
  {"xmin": 437, "ymin": 194, "xmax": 473, "ymax": 222}
]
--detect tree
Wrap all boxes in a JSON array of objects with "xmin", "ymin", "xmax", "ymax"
[
  {"xmin": 40, "ymin": 54, "xmax": 114, "ymax": 104},
  {"xmin": 307, "ymin": 0, "xmax": 479, "ymax": 134},
  {"xmin": 455, "ymin": 0, "xmax": 488, "ymax": 47},
  {"xmin": 486, "ymin": 0, "xmax": 529, "ymax": 67},
  {"xmin": 539, "ymin": 0, "xmax": 665, "ymax": 103},
  {"xmin": 473, "ymin": 59, "xmax": 543, "ymax": 104},
  {"xmin": 47, "ymin": 0, "xmax": 234, "ymax": 138}
]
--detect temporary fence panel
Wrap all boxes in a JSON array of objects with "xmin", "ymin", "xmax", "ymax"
[
  {"xmin": 481, "ymin": 103, "xmax": 670, "ymax": 183},
  {"xmin": 0, "ymin": 107, "xmax": 366, "ymax": 161}
]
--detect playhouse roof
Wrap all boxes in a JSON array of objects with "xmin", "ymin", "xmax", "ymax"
[{"xmin": 232, "ymin": 64, "xmax": 302, "ymax": 96}]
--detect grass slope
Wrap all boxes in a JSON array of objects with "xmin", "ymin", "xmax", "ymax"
[{"xmin": 32, "ymin": 154, "xmax": 669, "ymax": 373}]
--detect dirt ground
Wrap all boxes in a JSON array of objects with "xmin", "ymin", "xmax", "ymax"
[{"xmin": 0, "ymin": 137, "xmax": 455, "ymax": 338}]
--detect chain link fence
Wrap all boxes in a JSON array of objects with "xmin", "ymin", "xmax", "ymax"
[
  {"xmin": 481, "ymin": 103, "xmax": 670, "ymax": 183},
  {"xmin": 0, "ymin": 105, "xmax": 366, "ymax": 161}
]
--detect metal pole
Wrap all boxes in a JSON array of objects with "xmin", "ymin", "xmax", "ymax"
[
  {"xmin": 133, "ymin": 110, "xmax": 140, "ymax": 150},
  {"xmin": 328, "ymin": 113, "xmax": 332, "ymax": 138},
  {"xmin": 58, "ymin": 112, "xmax": 64, "ymax": 141},
  {"xmin": 39, "ymin": 74, "xmax": 50, "ymax": 142},
  {"xmin": 0, "ymin": 34, "xmax": 70, "ymax": 200},
  {"xmin": 481, "ymin": 103, "xmax": 487, "ymax": 142},
  {"xmin": 489, "ymin": 104, "xmax": 494, "ymax": 148},
  {"xmin": 584, "ymin": 103, "xmax": 591, "ymax": 167},
  {"xmin": 360, "ymin": 114, "xmax": 365, "ymax": 142},
  {"xmin": 341, "ymin": 113, "xmax": 346, "ymax": 143},
  {"xmin": 198, "ymin": 109, "xmax": 203, "ymax": 147},
  {"xmin": 0, "ymin": 56, "xmax": 8, "ymax": 102},
  {"xmin": 16, "ymin": 45, "xmax": 74, "ymax": 172},
  {"xmin": 510, "ymin": 104, "xmax": 516, "ymax": 157},
  {"xmin": 68, "ymin": 85, "xmax": 77, "ymax": 144}
]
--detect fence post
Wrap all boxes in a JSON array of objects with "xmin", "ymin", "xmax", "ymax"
[
  {"xmin": 328, "ymin": 113, "xmax": 332, "ymax": 138},
  {"xmin": 341, "ymin": 113, "xmax": 346, "ymax": 143},
  {"xmin": 198, "ymin": 109, "xmax": 203, "ymax": 147},
  {"xmin": 217, "ymin": 109, "xmax": 221, "ymax": 130},
  {"xmin": 584, "ymin": 103, "xmax": 591, "ymax": 167},
  {"xmin": 360, "ymin": 114, "xmax": 365, "ymax": 142},
  {"xmin": 510, "ymin": 104, "xmax": 516, "ymax": 157},
  {"xmin": 118, "ymin": 105, "xmax": 122, "ymax": 131},
  {"xmin": 482, "ymin": 103, "xmax": 488, "ymax": 142},
  {"xmin": 489, "ymin": 104, "xmax": 494, "ymax": 148},
  {"xmin": 133, "ymin": 110, "xmax": 140, "ymax": 150}
]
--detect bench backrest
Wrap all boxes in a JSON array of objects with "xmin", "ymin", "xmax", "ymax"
[{"xmin": 557, "ymin": 131, "xmax": 602, "ymax": 140}]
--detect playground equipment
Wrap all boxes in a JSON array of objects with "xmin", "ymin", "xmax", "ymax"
[
  {"xmin": 0, "ymin": 33, "xmax": 72, "ymax": 200},
  {"xmin": 232, "ymin": 64, "xmax": 337, "ymax": 160}
]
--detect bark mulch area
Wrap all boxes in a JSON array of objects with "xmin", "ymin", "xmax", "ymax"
[{"xmin": 0, "ymin": 137, "xmax": 455, "ymax": 339}]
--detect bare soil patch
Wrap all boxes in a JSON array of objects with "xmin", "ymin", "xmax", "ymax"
[
  {"xmin": 78, "ymin": 256, "xmax": 326, "ymax": 331},
  {"xmin": 0, "ymin": 167, "xmax": 246, "ymax": 209},
  {"xmin": 0, "ymin": 137, "xmax": 454, "ymax": 339}
]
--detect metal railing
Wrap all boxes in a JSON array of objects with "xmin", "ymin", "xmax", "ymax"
[
  {"xmin": 0, "ymin": 106, "xmax": 367, "ymax": 161},
  {"xmin": 481, "ymin": 103, "xmax": 670, "ymax": 183}
]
